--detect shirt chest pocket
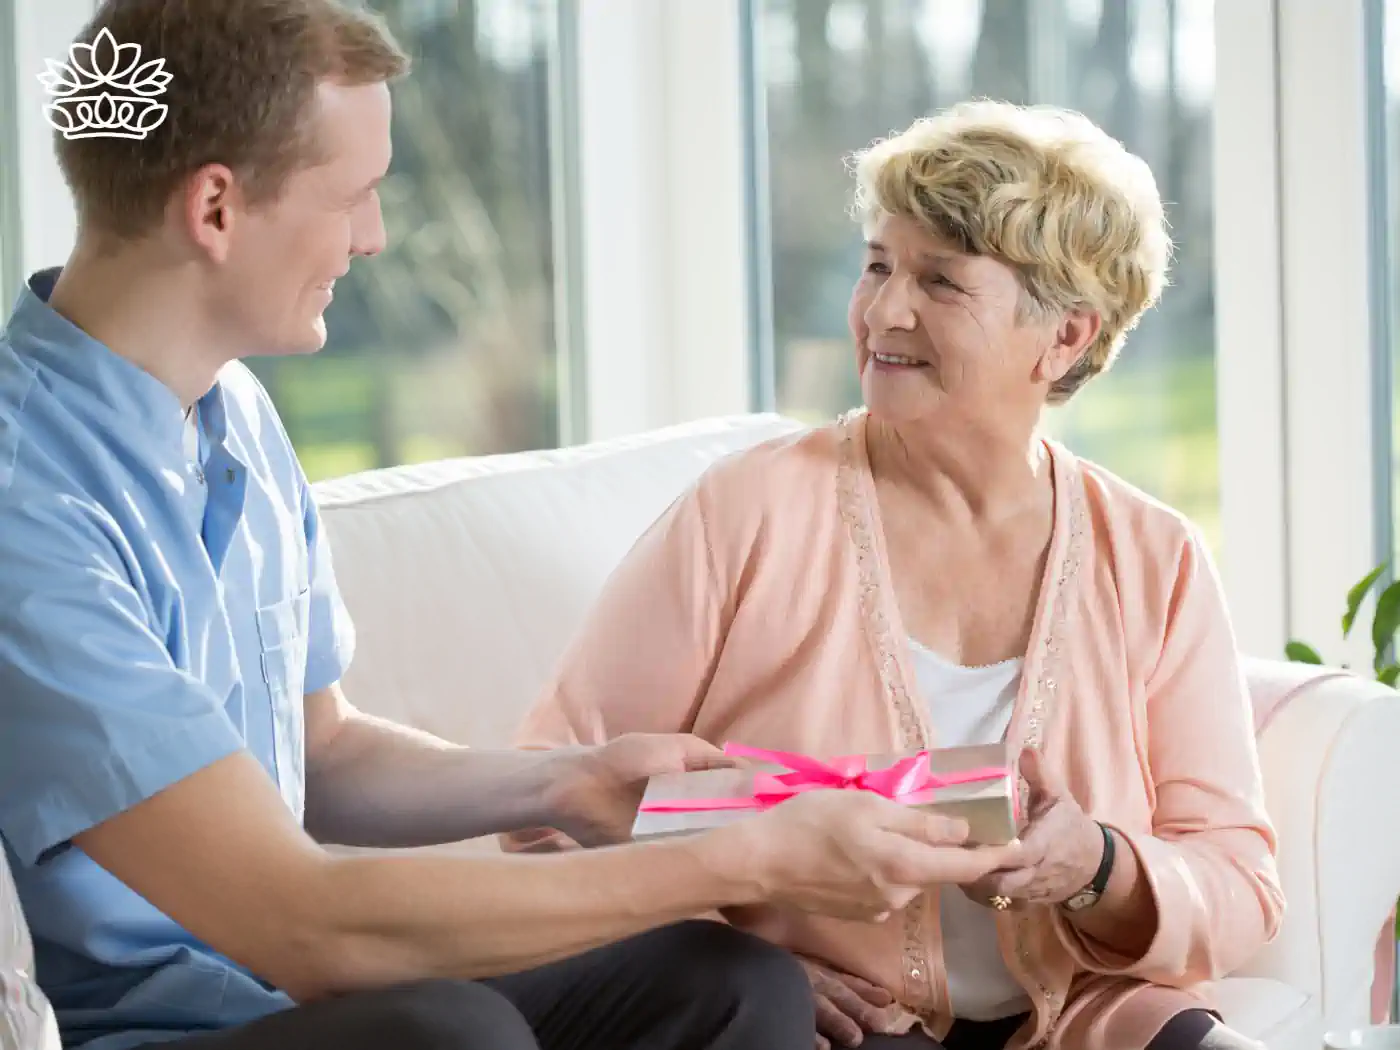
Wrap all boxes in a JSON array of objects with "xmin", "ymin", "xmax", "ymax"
[
  {"xmin": 256, "ymin": 588, "xmax": 311, "ymax": 818},
  {"xmin": 256, "ymin": 588, "xmax": 311, "ymax": 699}
]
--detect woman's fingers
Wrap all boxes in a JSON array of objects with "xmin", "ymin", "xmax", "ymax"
[
  {"xmin": 814, "ymin": 994, "xmax": 865, "ymax": 1047},
  {"xmin": 833, "ymin": 969, "xmax": 894, "ymax": 1007},
  {"xmin": 980, "ymin": 863, "xmax": 1037, "ymax": 900},
  {"xmin": 821, "ymin": 975, "xmax": 890, "ymax": 1031}
]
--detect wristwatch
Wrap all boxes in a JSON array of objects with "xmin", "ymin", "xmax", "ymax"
[{"xmin": 1062, "ymin": 821, "xmax": 1115, "ymax": 913}]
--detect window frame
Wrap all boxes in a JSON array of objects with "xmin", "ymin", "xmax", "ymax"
[
  {"xmin": 716, "ymin": 0, "xmax": 1395, "ymax": 661},
  {"xmin": 7, "ymin": 0, "xmax": 93, "ymax": 286},
  {"xmin": 6, "ymin": 0, "xmax": 1397, "ymax": 664},
  {"xmin": 0, "ymin": 0, "xmax": 23, "ymax": 306}
]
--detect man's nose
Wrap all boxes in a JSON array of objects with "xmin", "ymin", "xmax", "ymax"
[{"xmin": 352, "ymin": 200, "xmax": 388, "ymax": 259}]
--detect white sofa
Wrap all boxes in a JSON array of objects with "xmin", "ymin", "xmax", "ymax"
[
  {"xmin": 4, "ymin": 415, "xmax": 1398, "ymax": 1048},
  {"xmin": 313, "ymin": 413, "xmax": 1400, "ymax": 1050}
]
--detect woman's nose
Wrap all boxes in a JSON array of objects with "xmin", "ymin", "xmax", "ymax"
[{"xmin": 865, "ymin": 275, "xmax": 918, "ymax": 332}]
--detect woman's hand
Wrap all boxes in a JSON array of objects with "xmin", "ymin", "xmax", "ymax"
[
  {"xmin": 799, "ymin": 955, "xmax": 901, "ymax": 1049},
  {"xmin": 965, "ymin": 749, "xmax": 1103, "ymax": 909}
]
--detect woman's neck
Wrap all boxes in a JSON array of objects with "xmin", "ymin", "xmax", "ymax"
[{"xmin": 864, "ymin": 413, "xmax": 1050, "ymax": 525}]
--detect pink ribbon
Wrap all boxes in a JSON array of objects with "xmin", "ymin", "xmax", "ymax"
[{"xmin": 638, "ymin": 743, "xmax": 1011, "ymax": 814}]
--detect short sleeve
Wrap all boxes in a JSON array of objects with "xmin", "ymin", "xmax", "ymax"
[
  {"xmin": 300, "ymin": 478, "xmax": 355, "ymax": 694},
  {"xmin": 0, "ymin": 496, "xmax": 246, "ymax": 868}
]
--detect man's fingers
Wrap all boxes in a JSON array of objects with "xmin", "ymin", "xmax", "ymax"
[
  {"xmin": 816, "ymin": 1036, "xmax": 832, "ymax": 1050},
  {"xmin": 874, "ymin": 834, "xmax": 1026, "ymax": 887},
  {"xmin": 668, "ymin": 734, "xmax": 738, "ymax": 771},
  {"xmin": 814, "ymin": 995, "xmax": 864, "ymax": 1047},
  {"xmin": 619, "ymin": 733, "xmax": 737, "ymax": 775},
  {"xmin": 875, "ymin": 799, "xmax": 971, "ymax": 846}
]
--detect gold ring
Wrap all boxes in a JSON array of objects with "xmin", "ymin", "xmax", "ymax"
[{"xmin": 991, "ymin": 895, "xmax": 1012, "ymax": 911}]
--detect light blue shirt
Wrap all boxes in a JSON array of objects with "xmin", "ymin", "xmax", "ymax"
[{"xmin": 0, "ymin": 270, "xmax": 356, "ymax": 1048}]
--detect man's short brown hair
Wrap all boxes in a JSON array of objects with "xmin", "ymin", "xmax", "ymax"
[{"xmin": 56, "ymin": 0, "xmax": 410, "ymax": 240}]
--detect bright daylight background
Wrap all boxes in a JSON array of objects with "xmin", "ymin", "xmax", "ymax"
[
  {"xmin": 1, "ymin": 0, "xmax": 1397, "ymax": 663},
  {"xmin": 238, "ymin": 0, "xmax": 1222, "ymax": 542}
]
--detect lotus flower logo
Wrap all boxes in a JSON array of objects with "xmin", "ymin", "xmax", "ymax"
[{"xmin": 37, "ymin": 27, "xmax": 172, "ymax": 140}]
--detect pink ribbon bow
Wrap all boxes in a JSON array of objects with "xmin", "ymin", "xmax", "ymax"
[{"xmin": 638, "ymin": 743, "xmax": 1010, "ymax": 815}]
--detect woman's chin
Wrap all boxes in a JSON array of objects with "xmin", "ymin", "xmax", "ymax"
[{"xmin": 860, "ymin": 374, "xmax": 940, "ymax": 422}]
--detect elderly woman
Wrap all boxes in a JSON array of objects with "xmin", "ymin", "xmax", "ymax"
[{"xmin": 511, "ymin": 101, "xmax": 1281, "ymax": 1050}]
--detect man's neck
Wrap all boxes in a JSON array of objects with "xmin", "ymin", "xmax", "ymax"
[{"xmin": 46, "ymin": 242, "xmax": 233, "ymax": 409}]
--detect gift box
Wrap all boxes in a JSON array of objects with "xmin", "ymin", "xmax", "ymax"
[{"xmin": 631, "ymin": 743, "xmax": 1020, "ymax": 846}]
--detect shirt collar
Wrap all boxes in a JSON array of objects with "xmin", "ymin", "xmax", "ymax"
[{"xmin": 5, "ymin": 267, "xmax": 224, "ymax": 445}]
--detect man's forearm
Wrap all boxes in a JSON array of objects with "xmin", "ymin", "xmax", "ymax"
[
  {"xmin": 304, "ymin": 707, "xmax": 580, "ymax": 848},
  {"xmin": 294, "ymin": 828, "xmax": 761, "ymax": 999}
]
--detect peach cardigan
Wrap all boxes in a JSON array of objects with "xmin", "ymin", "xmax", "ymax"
[{"xmin": 514, "ymin": 411, "xmax": 1284, "ymax": 1050}]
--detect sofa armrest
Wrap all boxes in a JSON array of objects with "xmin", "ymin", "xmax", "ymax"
[{"xmin": 1235, "ymin": 667, "xmax": 1400, "ymax": 1032}]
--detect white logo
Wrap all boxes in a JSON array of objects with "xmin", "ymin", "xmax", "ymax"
[{"xmin": 37, "ymin": 27, "xmax": 171, "ymax": 140}]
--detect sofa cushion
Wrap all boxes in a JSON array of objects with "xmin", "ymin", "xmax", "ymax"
[{"xmin": 1, "ymin": 846, "xmax": 61, "ymax": 1050}]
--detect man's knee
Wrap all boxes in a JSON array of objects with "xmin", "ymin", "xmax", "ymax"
[
  {"xmin": 358, "ymin": 979, "xmax": 538, "ymax": 1050},
  {"xmin": 1149, "ymin": 1010, "xmax": 1265, "ymax": 1050},
  {"xmin": 643, "ymin": 920, "xmax": 813, "ymax": 1023}
]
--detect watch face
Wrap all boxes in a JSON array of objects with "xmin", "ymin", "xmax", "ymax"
[{"xmin": 1065, "ymin": 889, "xmax": 1099, "ymax": 912}]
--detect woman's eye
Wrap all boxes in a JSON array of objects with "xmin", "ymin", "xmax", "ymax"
[{"xmin": 865, "ymin": 261, "xmax": 890, "ymax": 275}]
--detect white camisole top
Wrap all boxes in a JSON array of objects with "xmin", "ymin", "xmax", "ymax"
[{"xmin": 908, "ymin": 639, "xmax": 1032, "ymax": 1021}]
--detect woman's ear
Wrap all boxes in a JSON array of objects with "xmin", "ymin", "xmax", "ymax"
[{"xmin": 1035, "ymin": 308, "xmax": 1102, "ymax": 384}]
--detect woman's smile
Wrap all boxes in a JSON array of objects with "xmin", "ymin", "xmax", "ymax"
[{"xmin": 871, "ymin": 351, "xmax": 928, "ymax": 368}]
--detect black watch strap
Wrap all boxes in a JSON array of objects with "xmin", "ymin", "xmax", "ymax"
[
  {"xmin": 1088, "ymin": 821, "xmax": 1115, "ymax": 895},
  {"xmin": 1062, "ymin": 821, "xmax": 1115, "ymax": 912}
]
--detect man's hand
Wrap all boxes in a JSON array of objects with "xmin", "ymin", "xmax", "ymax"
[
  {"xmin": 712, "ymin": 789, "xmax": 1023, "ymax": 922},
  {"xmin": 544, "ymin": 733, "xmax": 735, "ymax": 847},
  {"xmin": 964, "ymin": 749, "xmax": 1102, "ymax": 909},
  {"xmin": 800, "ymin": 955, "xmax": 903, "ymax": 1049}
]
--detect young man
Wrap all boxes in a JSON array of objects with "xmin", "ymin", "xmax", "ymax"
[{"xmin": 0, "ymin": 3, "xmax": 1017, "ymax": 1049}]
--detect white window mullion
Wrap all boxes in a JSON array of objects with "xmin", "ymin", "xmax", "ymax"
[
  {"xmin": 1212, "ymin": 0, "xmax": 1289, "ymax": 657},
  {"xmin": 574, "ymin": 0, "xmax": 752, "ymax": 442},
  {"xmin": 10, "ymin": 0, "xmax": 93, "ymax": 280},
  {"xmin": 0, "ymin": 0, "xmax": 24, "ymax": 305},
  {"xmin": 1276, "ymin": 1, "xmax": 1387, "ymax": 670}
]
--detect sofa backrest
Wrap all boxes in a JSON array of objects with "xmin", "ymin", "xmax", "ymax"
[
  {"xmin": 316, "ymin": 412, "xmax": 1336, "ymax": 747},
  {"xmin": 314, "ymin": 414, "xmax": 804, "ymax": 747}
]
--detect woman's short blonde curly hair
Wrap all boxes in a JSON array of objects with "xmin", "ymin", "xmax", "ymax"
[{"xmin": 850, "ymin": 100, "xmax": 1173, "ymax": 403}]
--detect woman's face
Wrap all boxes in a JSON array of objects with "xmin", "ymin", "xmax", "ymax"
[{"xmin": 847, "ymin": 212, "xmax": 1091, "ymax": 427}]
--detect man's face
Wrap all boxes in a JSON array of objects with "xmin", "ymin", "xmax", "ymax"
[{"xmin": 211, "ymin": 79, "xmax": 391, "ymax": 357}]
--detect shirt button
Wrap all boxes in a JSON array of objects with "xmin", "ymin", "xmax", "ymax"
[
  {"xmin": 225, "ymin": 467, "xmax": 236, "ymax": 483},
  {"xmin": 910, "ymin": 968, "xmax": 921, "ymax": 978}
]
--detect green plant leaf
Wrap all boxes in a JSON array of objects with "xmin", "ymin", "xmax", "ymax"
[
  {"xmin": 1379, "ymin": 665, "xmax": 1400, "ymax": 687},
  {"xmin": 1375, "ymin": 580, "xmax": 1400, "ymax": 666},
  {"xmin": 1344, "ymin": 563, "xmax": 1389, "ymax": 637},
  {"xmin": 1284, "ymin": 641, "xmax": 1324, "ymax": 664}
]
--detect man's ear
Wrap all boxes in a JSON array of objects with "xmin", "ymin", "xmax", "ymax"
[
  {"xmin": 1035, "ymin": 308, "xmax": 1102, "ymax": 385},
  {"xmin": 181, "ymin": 163, "xmax": 240, "ymax": 263}
]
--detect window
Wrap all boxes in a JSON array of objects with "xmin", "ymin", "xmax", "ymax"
[
  {"xmin": 0, "ymin": 0, "xmax": 23, "ymax": 307},
  {"xmin": 1388, "ymin": 0, "xmax": 1400, "ymax": 565},
  {"xmin": 751, "ymin": 0, "xmax": 1220, "ymax": 548},
  {"xmin": 246, "ymin": 0, "xmax": 567, "ymax": 482}
]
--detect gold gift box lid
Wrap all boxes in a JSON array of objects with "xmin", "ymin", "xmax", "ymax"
[{"xmin": 631, "ymin": 743, "xmax": 1019, "ymax": 846}]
